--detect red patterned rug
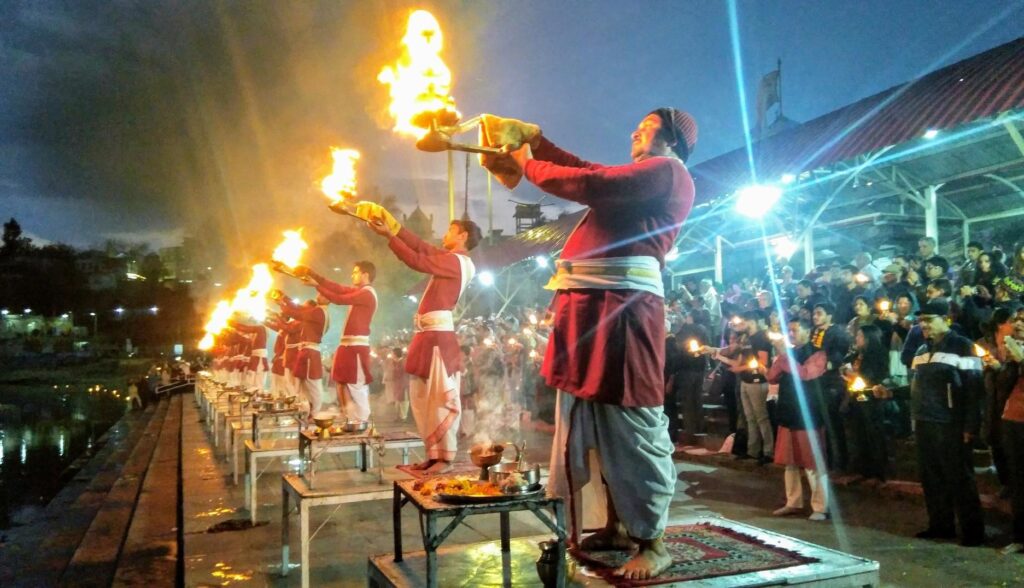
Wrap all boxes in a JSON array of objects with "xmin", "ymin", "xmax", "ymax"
[
  {"xmin": 394, "ymin": 462, "xmax": 481, "ymax": 480},
  {"xmin": 572, "ymin": 523, "xmax": 819, "ymax": 586}
]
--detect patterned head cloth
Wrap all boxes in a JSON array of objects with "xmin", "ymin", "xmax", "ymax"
[{"xmin": 651, "ymin": 107, "xmax": 698, "ymax": 162}]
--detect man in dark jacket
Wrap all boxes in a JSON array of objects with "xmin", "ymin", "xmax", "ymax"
[{"xmin": 911, "ymin": 299, "xmax": 985, "ymax": 546}]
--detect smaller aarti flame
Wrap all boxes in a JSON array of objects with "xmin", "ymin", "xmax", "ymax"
[
  {"xmin": 747, "ymin": 358, "xmax": 759, "ymax": 370},
  {"xmin": 272, "ymin": 229, "xmax": 308, "ymax": 269},
  {"xmin": 974, "ymin": 344, "xmax": 988, "ymax": 357},
  {"xmin": 878, "ymin": 300, "xmax": 891, "ymax": 313},
  {"xmin": 688, "ymin": 339, "xmax": 700, "ymax": 353},
  {"xmin": 850, "ymin": 376, "xmax": 867, "ymax": 392},
  {"xmin": 321, "ymin": 148, "xmax": 361, "ymax": 203}
]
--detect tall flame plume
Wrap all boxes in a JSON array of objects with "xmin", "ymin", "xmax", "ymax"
[
  {"xmin": 231, "ymin": 263, "xmax": 274, "ymax": 322},
  {"xmin": 271, "ymin": 229, "xmax": 308, "ymax": 269},
  {"xmin": 321, "ymin": 148, "xmax": 361, "ymax": 203},
  {"xmin": 377, "ymin": 9, "xmax": 459, "ymax": 138}
]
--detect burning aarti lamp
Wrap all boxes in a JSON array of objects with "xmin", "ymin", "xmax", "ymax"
[
  {"xmin": 849, "ymin": 376, "xmax": 869, "ymax": 402},
  {"xmin": 414, "ymin": 113, "xmax": 501, "ymax": 154}
]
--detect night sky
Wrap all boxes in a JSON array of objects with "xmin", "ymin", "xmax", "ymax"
[{"xmin": 1, "ymin": 0, "xmax": 1021, "ymax": 258}]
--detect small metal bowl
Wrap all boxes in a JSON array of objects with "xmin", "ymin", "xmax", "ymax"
[
  {"xmin": 470, "ymin": 444, "xmax": 505, "ymax": 468},
  {"xmin": 488, "ymin": 462, "xmax": 541, "ymax": 494},
  {"xmin": 312, "ymin": 415, "xmax": 335, "ymax": 430},
  {"xmin": 341, "ymin": 420, "xmax": 368, "ymax": 433}
]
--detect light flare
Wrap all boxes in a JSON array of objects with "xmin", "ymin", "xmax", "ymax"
[
  {"xmin": 272, "ymin": 230, "xmax": 308, "ymax": 269},
  {"xmin": 377, "ymin": 9, "xmax": 460, "ymax": 138}
]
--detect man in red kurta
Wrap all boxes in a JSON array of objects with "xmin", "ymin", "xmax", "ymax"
[
  {"xmin": 229, "ymin": 319, "xmax": 269, "ymax": 391},
  {"xmin": 342, "ymin": 203, "xmax": 480, "ymax": 474},
  {"xmin": 274, "ymin": 294, "xmax": 329, "ymax": 417},
  {"xmin": 264, "ymin": 317, "xmax": 289, "ymax": 397},
  {"xmin": 490, "ymin": 108, "xmax": 697, "ymax": 580},
  {"xmin": 298, "ymin": 262, "xmax": 378, "ymax": 423}
]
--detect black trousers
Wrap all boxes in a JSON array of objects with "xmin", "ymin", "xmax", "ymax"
[
  {"xmin": 915, "ymin": 420, "xmax": 985, "ymax": 539},
  {"xmin": 1002, "ymin": 420, "xmax": 1024, "ymax": 542},
  {"xmin": 678, "ymin": 370, "xmax": 705, "ymax": 437},
  {"xmin": 822, "ymin": 384, "xmax": 849, "ymax": 471},
  {"xmin": 846, "ymin": 399, "xmax": 888, "ymax": 480}
]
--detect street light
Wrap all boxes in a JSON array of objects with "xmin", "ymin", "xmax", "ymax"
[
  {"xmin": 23, "ymin": 308, "xmax": 31, "ymax": 315},
  {"xmin": 114, "ymin": 307, "xmax": 125, "ymax": 315},
  {"xmin": 149, "ymin": 306, "xmax": 159, "ymax": 315},
  {"xmin": 535, "ymin": 256, "xmax": 549, "ymax": 269},
  {"xmin": 735, "ymin": 184, "xmax": 783, "ymax": 219},
  {"xmin": 1, "ymin": 309, "xmax": 8, "ymax": 316},
  {"xmin": 477, "ymin": 271, "xmax": 495, "ymax": 287}
]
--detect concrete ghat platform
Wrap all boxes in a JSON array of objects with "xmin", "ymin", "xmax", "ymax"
[{"xmin": 368, "ymin": 518, "xmax": 879, "ymax": 588}]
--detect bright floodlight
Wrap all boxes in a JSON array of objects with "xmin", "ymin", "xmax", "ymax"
[
  {"xmin": 771, "ymin": 236, "xmax": 799, "ymax": 259},
  {"xmin": 150, "ymin": 306, "xmax": 159, "ymax": 315},
  {"xmin": 61, "ymin": 313, "xmax": 69, "ymax": 319},
  {"xmin": 664, "ymin": 246, "xmax": 680, "ymax": 262},
  {"xmin": 535, "ymin": 256, "xmax": 549, "ymax": 269},
  {"xmin": 114, "ymin": 307, "xmax": 125, "ymax": 314},
  {"xmin": 23, "ymin": 308, "xmax": 32, "ymax": 314},
  {"xmin": 923, "ymin": 128, "xmax": 939, "ymax": 140},
  {"xmin": 780, "ymin": 173, "xmax": 796, "ymax": 185},
  {"xmin": 478, "ymin": 271, "xmax": 495, "ymax": 287},
  {"xmin": 1, "ymin": 309, "xmax": 8, "ymax": 316},
  {"xmin": 735, "ymin": 184, "xmax": 782, "ymax": 218}
]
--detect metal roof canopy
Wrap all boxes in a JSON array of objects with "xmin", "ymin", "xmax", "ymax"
[{"xmin": 471, "ymin": 37, "xmax": 1024, "ymax": 285}]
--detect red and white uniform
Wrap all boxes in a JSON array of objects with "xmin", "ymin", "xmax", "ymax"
[
  {"xmin": 231, "ymin": 320, "xmax": 269, "ymax": 391},
  {"xmin": 524, "ymin": 136, "xmax": 694, "ymax": 541},
  {"xmin": 281, "ymin": 299, "xmax": 329, "ymax": 415},
  {"xmin": 266, "ymin": 320, "xmax": 288, "ymax": 396},
  {"xmin": 316, "ymin": 278, "xmax": 377, "ymax": 422},
  {"xmin": 388, "ymin": 227, "xmax": 474, "ymax": 461}
]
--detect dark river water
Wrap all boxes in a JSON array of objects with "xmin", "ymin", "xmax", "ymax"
[{"xmin": 0, "ymin": 382, "xmax": 127, "ymax": 528}]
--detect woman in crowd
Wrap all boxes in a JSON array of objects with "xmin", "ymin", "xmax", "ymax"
[
  {"xmin": 998, "ymin": 310, "xmax": 1024, "ymax": 554},
  {"xmin": 848, "ymin": 296, "xmax": 894, "ymax": 345},
  {"xmin": 974, "ymin": 251, "xmax": 1006, "ymax": 293},
  {"xmin": 840, "ymin": 323, "xmax": 891, "ymax": 484},
  {"xmin": 978, "ymin": 309, "xmax": 1017, "ymax": 496}
]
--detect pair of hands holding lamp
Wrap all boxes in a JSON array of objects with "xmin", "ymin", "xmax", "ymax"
[{"xmin": 329, "ymin": 113, "xmax": 542, "ymax": 229}]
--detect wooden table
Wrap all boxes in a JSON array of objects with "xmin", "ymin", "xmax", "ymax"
[
  {"xmin": 280, "ymin": 470, "xmax": 412, "ymax": 588},
  {"xmin": 391, "ymin": 480, "xmax": 567, "ymax": 588}
]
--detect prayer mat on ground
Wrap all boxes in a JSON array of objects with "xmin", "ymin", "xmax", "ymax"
[
  {"xmin": 572, "ymin": 522, "xmax": 819, "ymax": 586},
  {"xmin": 394, "ymin": 462, "xmax": 480, "ymax": 480}
]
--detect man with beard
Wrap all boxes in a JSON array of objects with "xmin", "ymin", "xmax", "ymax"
[
  {"xmin": 911, "ymin": 300, "xmax": 985, "ymax": 546},
  {"xmin": 486, "ymin": 107, "xmax": 698, "ymax": 580}
]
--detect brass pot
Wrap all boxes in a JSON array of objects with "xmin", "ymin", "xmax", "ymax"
[
  {"xmin": 488, "ymin": 462, "xmax": 541, "ymax": 493},
  {"xmin": 469, "ymin": 444, "xmax": 504, "ymax": 468}
]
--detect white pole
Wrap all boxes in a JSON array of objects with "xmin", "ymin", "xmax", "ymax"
[{"xmin": 714, "ymin": 235, "xmax": 724, "ymax": 284}]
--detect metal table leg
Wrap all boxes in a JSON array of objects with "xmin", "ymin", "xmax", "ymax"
[
  {"xmin": 424, "ymin": 514, "xmax": 437, "ymax": 588},
  {"xmin": 248, "ymin": 450, "xmax": 258, "ymax": 524},
  {"xmin": 281, "ymin": 480, "xmax": 291, "ymax": 577},
  {"xmin": 553, "ymin": 501, "xmax": 567, "ymax": 588},
  {"xmin": 500, "ymin": 511, "xmax": 512, "ymax": 587},
  {"xmin": 393, "ymin": 484, "xmax": 404, "ymax": 562},
  {"xmin": 301, "ymin": 500, "xmax": 310, "ymax": 588}
]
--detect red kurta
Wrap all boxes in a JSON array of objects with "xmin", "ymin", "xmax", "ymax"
[
  {"xmin": 270, "ymin": 324, "xmax": 287, "ymax": 376},
  {"xmin": 316, "ymin": 279, "xmax": 377, "ymax": 384},
  {"xmin": 281, "ymin": 300, "xmax": 328, "ymax": 380},
  {"xmin": 525, "ymin": 136, "xmax": 694, "ymax": 407},
  {"xmin": 231, "ymin": 321, "xmax": 269, "ymax": 372},
  {"xmin": 388, "ymin": 227, "xmax": 469, "ymax": 379}
]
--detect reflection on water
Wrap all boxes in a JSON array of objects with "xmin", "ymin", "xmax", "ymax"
[{"xmin": 0, "ymin": 381, "xmax": 125, "ymax": 527}]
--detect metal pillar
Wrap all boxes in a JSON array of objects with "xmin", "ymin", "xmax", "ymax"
[
  {"xmin": 714, "ymin": 235, "xmax": 724, "ymax": 284},
  {"xmin": 924, "ymin": 185, "xmax": 939, "ymax": 241},
  {"xmin": 962, "ymin": 220, "xmax": 970, "ymax": 257},
  {"xmin": 447, "ymin": 150, "xmax": 455, "ymax": 221},
  {"xmin": 803, "ymin": 230, "xmax": 815, "ymax": 275}
]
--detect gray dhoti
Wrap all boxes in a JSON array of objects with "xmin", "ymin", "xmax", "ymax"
[{"xmin": 548, "ymin": 390, "xmax": 676, "ymax": 542}]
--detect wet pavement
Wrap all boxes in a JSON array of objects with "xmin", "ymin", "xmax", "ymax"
[{"xmin": 183, "ymin": 394, "xmax": 1024, "ymax": 587}]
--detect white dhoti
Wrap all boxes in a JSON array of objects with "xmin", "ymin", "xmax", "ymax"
[
  {"xmin": 549, "ymin": 390, "xmax": 676, "ymax": 542},
  {"xmin": 409, "ymin": 347, "xmax": 461, "ymax": 461},
  {"xmin": 271, "ymin": 373, "xmax": 285, "ymax": 397},
  {"xmin": 284, "ymin": 368, "xmax": 298, "ymax": 397},
  {"xmin": 250, "ymin": 364, "xmax": 266, "ymax": 391},
  {"xmin": 339, "ymin": 356, "xmax": 371, "ymax": 422},
  {"xmin": 299, "ymin": 377, "xmax": 324, "ymax": 415}
]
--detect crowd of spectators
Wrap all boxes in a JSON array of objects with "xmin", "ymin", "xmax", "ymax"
[{"xmin": 662, "ymin": 236, "xmax": 1024, "ymax": 548}]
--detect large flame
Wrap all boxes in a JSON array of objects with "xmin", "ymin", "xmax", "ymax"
[
  {"xmin": 377, "ymin": 9, "xmax": 460, "ymax": 138},
  {"xmin": 271, "ymin": 229, "xmax": 308, "ymax": 269},
  {"xmin": 203, "ymin": 300, "xmax": 234, "ymax": 335},
  {"xmin": 198, "ymin": 333, "xmax": 215, "ymax": 351},
  {"xmin": 231, "ymin": 263, "xmax": 274, "ymax": 321},
  {"xmin": 321, "ymin": 148, "xmax": 361, "ymax": 203}
]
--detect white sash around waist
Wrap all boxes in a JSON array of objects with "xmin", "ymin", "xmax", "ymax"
[
  {"xmin": 251, "ymin": 349, "xmax": 268, "ymax": 358},
  {"xmin": 339, "ymin": 335, "xmax": 370, "ymax": 346},
  {"xmin": 414, "ymin": 310, "xmax": 454, "ymax": 332},
  {"xmin": 298, "ymin": 342, "xmax": 321, "ymax": 352},
  {"xmin": 545, "ymin": 256, "xmax": 664, "ymax": 298},
  {"xmin": 285, "ymin": 343, "xmax": 300, "ymax": 349}
]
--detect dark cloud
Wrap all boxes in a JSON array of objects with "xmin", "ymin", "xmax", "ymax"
[{"xmin": 1, "ymin": 0, "xmax": 1021, "ymax": 260}]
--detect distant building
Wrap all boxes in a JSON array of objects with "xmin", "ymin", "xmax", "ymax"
[
  {"xmin": 403, "ymin": 205, "xmax": 434, "ymax": 240},
  {"xmin": 75, "ymin": 251, "xmax": 126, "ymax": 291}
]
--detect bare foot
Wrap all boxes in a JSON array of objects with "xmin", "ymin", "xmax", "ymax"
[
  {"xmin": 425, "ymin": 460, "xmax": 454, "ymax": 474},
  {"xmin": 579, "ymin": 524, "xmax": 635, "ymax": 552},
  {"xmin": 409, "ymin": 459, "xmax": 436, "ymax": 471},
  {"xmin": 614, "ymin": 537, "xmax": 671, "ymax": 580}
]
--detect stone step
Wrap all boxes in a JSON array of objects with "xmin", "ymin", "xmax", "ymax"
[
  {"xmin": 61, "ymin": 398, "xmax": 170, "ymax": 586},
  {"xmin": 0, "ymin": 404, "xmax": 161, "ymax": 587}
]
